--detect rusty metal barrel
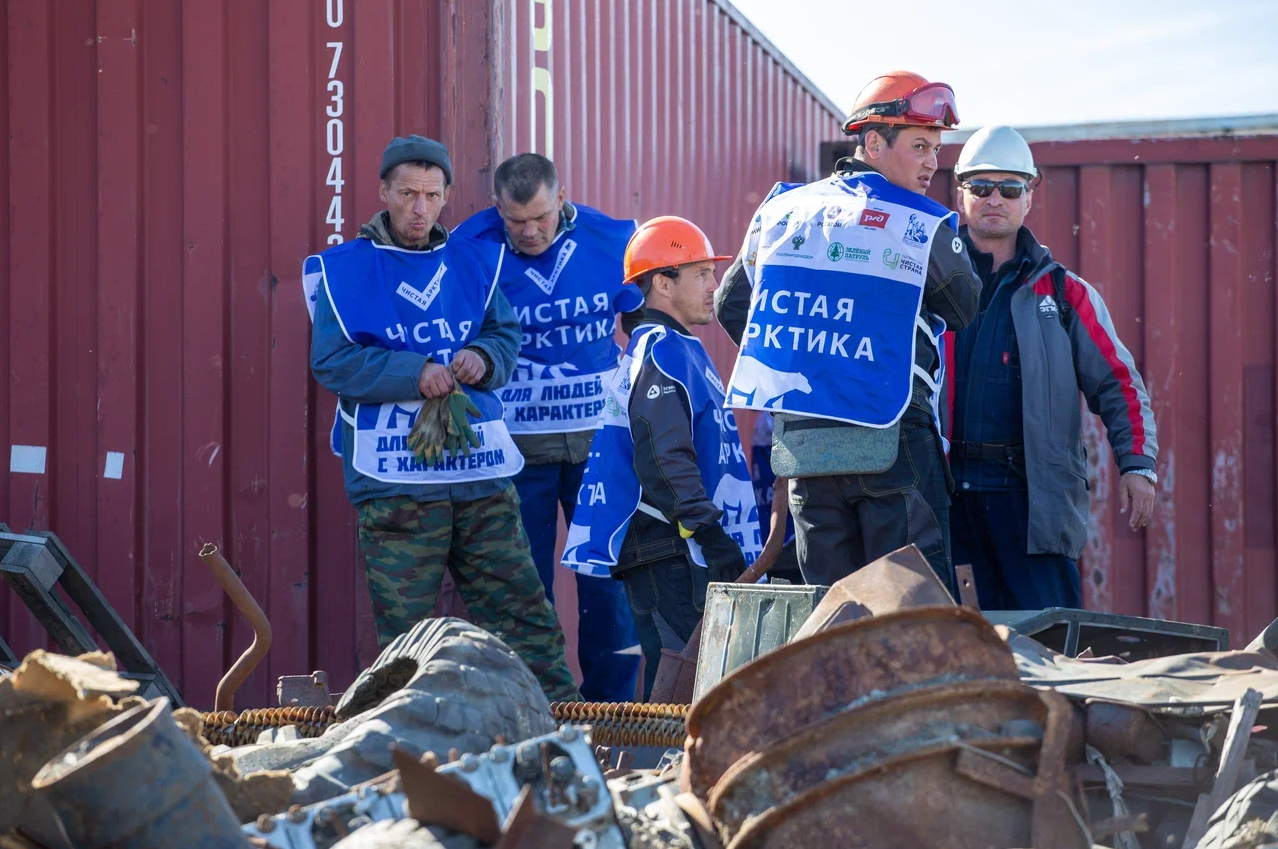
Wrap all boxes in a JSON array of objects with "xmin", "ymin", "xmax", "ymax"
[
  {"xmin": 709, "ymin": 680, "xmax": 1058, "ymax": 845},
  {"xmin": 682, "ymin": 606, "xmax": 1020, "ymax": 801}
]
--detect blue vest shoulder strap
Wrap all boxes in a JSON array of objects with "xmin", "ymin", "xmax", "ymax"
[
  {"xmin": 570, "ymin": 203, "xmax": 638, "ymax": 250},
  {"xmin": 452, "ymin": 207, "xmax": 505, "ymax": 243}
]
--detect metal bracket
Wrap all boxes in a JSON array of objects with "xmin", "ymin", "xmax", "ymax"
[{"xmin": 0, "ymin": 529, "xmax": 182, "ymax": 705}]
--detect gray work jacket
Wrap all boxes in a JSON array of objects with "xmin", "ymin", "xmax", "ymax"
[{"xmin": 953, "ymin": 230, "xmax": 1158, "ymax": 559}]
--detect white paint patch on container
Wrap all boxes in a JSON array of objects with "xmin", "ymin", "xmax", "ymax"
[
  {"xmin": 10, "ymin": 445, "xmax": 47, "ymax": 474},
  {"xmin": 104, "ymin": 451, "xmax": 126, "ymax": 480}
]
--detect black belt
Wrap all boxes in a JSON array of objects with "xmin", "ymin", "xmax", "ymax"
[{"xmin": 951, "ymin": 440, "xmax": 1025, "ymax": 463}]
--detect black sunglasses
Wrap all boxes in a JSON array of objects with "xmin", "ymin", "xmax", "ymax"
[{"xmin": 962, "ymin": 178, "xmax": 1030, "ymax": 199}]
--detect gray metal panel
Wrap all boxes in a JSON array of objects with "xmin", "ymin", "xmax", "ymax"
[
  {"xmin": 985, "ymin": 608, "xmax": 1230, "ymax": 660},
  {"xmin": 692, "ymin": 583, "xmax": 828, "ymax": 703}
]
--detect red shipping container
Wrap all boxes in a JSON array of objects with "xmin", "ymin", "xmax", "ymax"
[{"xmin": 0, "ymin": 0, "xmax": 842, "ymax": 707}]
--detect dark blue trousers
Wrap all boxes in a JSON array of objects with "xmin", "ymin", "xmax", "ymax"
[
  {"xmin": 950, "ymin": 490, "xmax": 1083, "ymax": 611},
  {"xmin": 513, "ymin": 460, "xmax": 641, "ymax": 702}
]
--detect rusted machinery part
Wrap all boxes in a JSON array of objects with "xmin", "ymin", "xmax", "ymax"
[
  {"xmin": 683, "ymin": 606, "xmax": 1018, "ymax": 801},
  {"xmin": 1085, "ymin": 700, "xmax": 1166, "ymax": 764},
  {"xmin": 200, "ymin": 705, "xmax": 337, "ymax": 748},
  {"xmin": 707, "ymin": 680, "xmax": 1052, "ymax": 841},
  {"xmin": 726, "ymin": 741, "xmax": 1037, "ymax": 849},
  {"xmin": 587, "ymin": 718, "xmax": 688, "ymax": 750},
  {"xmin": 32, "ymin": 698, "xmax": 244, "ymax": 848},
  {"xmin": 199, "ymin": 543, "xmax": 273, "ymax": 712},
  {"xmin": 551, "ymin": 701, "xmax": 690, "ymax": 722},
  {"xmin": 727, "ymin": 691, "xmax": 1088, "ymax": 849}
]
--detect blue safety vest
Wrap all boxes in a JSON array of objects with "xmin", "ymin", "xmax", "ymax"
[
  {"xmin": 562, "ymin": 325, "xmax": 762, "ymax": 577},
  {"xmin": 725, "ymin": 172, "xmax": 957, "ymax": 430},
  {"xmin": 302, "ymin": 237, "xmax": 523, "ymax": 484},
  {"xmin": 454, "ymin": 204, "xmax": 642, "ymax": 434}
]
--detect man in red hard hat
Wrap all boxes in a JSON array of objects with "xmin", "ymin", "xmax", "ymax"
[
  {"xmin": 717, "ymin": 71, "xmax": 981, "ymax": 593},
  {"xmin": 563, "ymin": 217, "xmax": 761, "ymax": 699}
]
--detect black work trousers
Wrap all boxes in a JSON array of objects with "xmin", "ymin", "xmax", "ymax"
[
  {"xmin": 615, "ymin": 525, "xmax": 711, "ymax": 701},
  {"xmin": 790, "ymin": 423, "xmax": 954, "ymax": 595}
]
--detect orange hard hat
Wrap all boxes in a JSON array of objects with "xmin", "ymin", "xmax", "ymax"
[
  {"xmin": 622, "ymin": 216, "xmax": 730, "ymax": 284},
  {"xmin": 842, "ymin": 70, "xmax": 960, "ymax": 135}
]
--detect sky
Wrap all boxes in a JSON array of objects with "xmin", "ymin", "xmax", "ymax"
[{"xmin": 729, "ymin": 0, "xmax": 1278, "ymax": 129}]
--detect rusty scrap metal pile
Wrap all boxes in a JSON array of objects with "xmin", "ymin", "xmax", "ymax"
[{"xmin": 8, "ymin": 545, "xmax": 1278, "ymax": 846}]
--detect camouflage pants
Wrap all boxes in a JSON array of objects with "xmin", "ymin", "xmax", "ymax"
[{"xmin": 357, "ymin": 484, "xmax": 580, "ymax": 702}]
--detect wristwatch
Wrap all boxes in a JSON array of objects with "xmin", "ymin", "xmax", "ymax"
[{"xmin": 1123, "ymin": 468, "xmax": 1158, "ymax": 486}]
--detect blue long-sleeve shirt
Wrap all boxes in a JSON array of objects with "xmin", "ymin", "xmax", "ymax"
[{"xmin": 309, "ymin": 217, "xmax": 523, "ymax": 505}]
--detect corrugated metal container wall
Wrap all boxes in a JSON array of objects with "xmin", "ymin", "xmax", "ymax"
[
  {"xmin": 0, "ymin": 0, "xmax": 842, "ymax": 707},
  {"xmin": 929, "ymin": 135, "xmax": 1278, "ymax": 646}
]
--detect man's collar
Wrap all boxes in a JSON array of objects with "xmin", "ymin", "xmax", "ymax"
[
  {"xmin": 639, "ymin": 308, "xmax": 692, "ymax": 336},
  {"xmin": 358, "ymin": 210, "xmax": 448, "ymax": 251},
  {"xmin": 834, "ymin": 156, "xmax": 879, "ymax": 177},
  {"xmin": 505, "ymin": 200, "xmax": 577, "ymax": 255},
  {"xmin": 960, "ymin": 224, "xmax": 1047, "ymax": 283}
]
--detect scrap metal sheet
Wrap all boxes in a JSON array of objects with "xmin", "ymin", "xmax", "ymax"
[{"xmin": 1013, "ymin": 635, "xmax": 1278, "ymax": 710}]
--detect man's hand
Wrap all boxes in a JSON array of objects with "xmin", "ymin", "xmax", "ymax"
[
  {"xmin": 417, "ymin": 362, "xmax": 455, "ymax": 399},
  {"xmin": 693, "ymin": 523, "xmax": 748, "ymax": 584},
  {"xmin": 750, "ymin": 476, "xmax": 790, "ymax": 575},
  {"xmin": 449, "ymin": 348, "xmax": 486, "ymax": 386},
  {"xmin": 1119, "ymin": 472, "xmax": 1156, "ymax": 531}
]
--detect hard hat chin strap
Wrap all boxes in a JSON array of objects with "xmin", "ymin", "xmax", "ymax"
[{"xmin": 638, "ymin": 266, "xmax": 680, "ymax": 297}]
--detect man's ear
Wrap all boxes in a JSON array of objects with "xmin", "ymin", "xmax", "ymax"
[
  {"xmin": 864, "ymin": 130, "xmax": 882, "ymax": 162},
  {"xmin": 378, "ymin": 181, "xmax": 390, "ymax": 204}
]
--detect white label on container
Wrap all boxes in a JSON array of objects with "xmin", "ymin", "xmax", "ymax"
[
  {"xmin": 10, "ymin": 445, "xmax": 47, "ymax": 474},
  {"xmin": 104, "ymin": 451, "xmax": 125, "ymax": 480}
]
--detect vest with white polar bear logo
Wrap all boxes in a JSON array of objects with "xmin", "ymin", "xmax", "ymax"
[{"xmin": 725, "ymin": 172, "xmax": 957, "ymax": 429}]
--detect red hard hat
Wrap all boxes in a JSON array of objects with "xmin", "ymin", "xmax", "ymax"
[
  {"xmin": 842, "ymin": 70, "xmax": 960, "ymax": 135},
  {"xmin": 623, "ymin": 216, "xmax": 730, "ymax": 284}
]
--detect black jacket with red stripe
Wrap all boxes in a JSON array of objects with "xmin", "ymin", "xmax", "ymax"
[{"xmin": 947, "ymin": 226, "xmax": 1158, "ymax": 559}]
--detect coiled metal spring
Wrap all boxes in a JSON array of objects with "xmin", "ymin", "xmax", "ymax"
[
  {"xmin": 587, "ymin": 717, "xmax": 687, "ymax": 749},
  {"xmin": 551, "ymin": 701, "xmax": 689, "ymax": 722},
  {"xmin": 550, "ymin": 702, "xmax": 689, "ymax": 749},
  {"xmin": 200, "ymin": 705, "xmax": 336, "ymax": 747},
  {"xmin": 201, "ymin": 701, "xmax": 686, "ymax": 749}
]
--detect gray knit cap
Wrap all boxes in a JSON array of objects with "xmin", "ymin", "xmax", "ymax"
[{"xmin": 380, "ymin": 135, "xmax": 453, "ymax": 185}]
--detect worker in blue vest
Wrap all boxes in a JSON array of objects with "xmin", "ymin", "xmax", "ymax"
[
  {"xmin": 716, "ymin": 71, "xmax": 981, "ymax": 592},
  {"xmin": 304, "ymin": 136, "xmax": 578, "ymax": 702},
  {"xmin": 454, "ymin": 154, "xmax": 643, "ymax": 702},
  {"xmin": 563, "ymin": 216, "xmax": 762, "ymax": 700}
]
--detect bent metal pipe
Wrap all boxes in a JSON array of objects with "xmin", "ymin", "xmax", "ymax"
[{"xmin": 199, "ymin": 543, "xmax": 273, "ymax": 711}]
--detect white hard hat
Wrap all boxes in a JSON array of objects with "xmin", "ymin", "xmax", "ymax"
[{"xmin": 955, "ymin": 125, "xmax": 1037, "ymax": 181}]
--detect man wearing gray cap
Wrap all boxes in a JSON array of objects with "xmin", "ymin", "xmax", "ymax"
[{"xmin": 304, "ymin": 134, "xmax": 580, "ymax": 702}]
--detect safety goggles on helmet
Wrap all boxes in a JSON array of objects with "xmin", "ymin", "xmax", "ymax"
[
  {"xmin": 843, "ymin": 82, "xmax": 959, "ymax": 133},
  {"xmin": 961, "ymin": 178, "xmax": 1030, "ymax": 199}
]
